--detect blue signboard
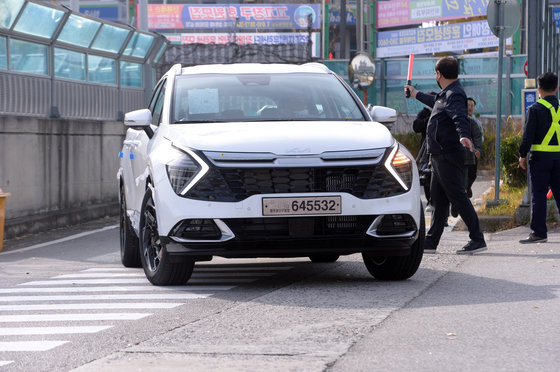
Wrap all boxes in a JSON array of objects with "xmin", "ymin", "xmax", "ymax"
[
  {"xmin": 522, "ymin": 90, "xmax": 538, "ymax": 116},
  {"xmin": 377, "ymin": 20, "xmax": 498, "ymax": 58},
  {"xmin": 80, "ymin": 5, "xmax": 120, "ymax": 23},
  {"xmin": 553, "ymin": 7, "xmax": 560, "ymax": 34},
  {"xmin": 329, "ymin": 10, "xmax": 357, "ymax": 26}
]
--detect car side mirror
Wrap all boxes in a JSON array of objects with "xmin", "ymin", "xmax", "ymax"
[
  {"xmin": 367, "ymin": 105, "xmax": 397, "ymax": 124},
  {"xmin": 124, "ymin": 109, "xmax": 154, "ymax": 138}
]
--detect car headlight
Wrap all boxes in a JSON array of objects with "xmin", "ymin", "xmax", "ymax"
[
  {"xmin": 384, "ymin": 144, "xmax": 412, "ymax": 191},
  {"xmin": 166, "ymin": 145, "xmax": 209, "ymax": 196}
]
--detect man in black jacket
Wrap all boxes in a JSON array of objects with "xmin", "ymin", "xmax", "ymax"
[
  {"xmin": 405, "ymin": 57, "xmax": 486, "ymax": 254},
  {"xmin": 518, "ymin": 72, "xmax": 560, "ymax": 243}
]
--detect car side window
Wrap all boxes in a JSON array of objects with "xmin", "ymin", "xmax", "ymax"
[
  {"xmin": 151, "ymin": 80, "xmax": 167, "ymax": 126},
  {"xmin": 148, "ymin": 80, "xmax": 164, "ymax": 113}
]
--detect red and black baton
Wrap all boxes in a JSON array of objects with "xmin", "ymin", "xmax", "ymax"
[{"xmin": 405, "ymin": 54, "xmax": 414, "ymax": 98}]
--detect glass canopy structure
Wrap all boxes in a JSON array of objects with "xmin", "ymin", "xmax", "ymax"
[{"xmin": 0, "ymin": 0, "xmax": 168, "ymax": 119}]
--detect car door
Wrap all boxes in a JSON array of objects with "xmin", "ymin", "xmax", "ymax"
[{"xmin": 127, "ymin": 79, "xmax": 167, "ymax": 218}]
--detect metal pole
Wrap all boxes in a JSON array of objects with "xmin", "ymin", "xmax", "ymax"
[
  {"xmin": 527, "ymin": 0, "xmax": 539, "ymax": 78},
  {"xmin": 340, "ymin": 0, "xmax": 347, "ymax": 58},
  {"xmin": 325, "ymin": 0, "xmax": 330, "ymax": 58},
  {"xmin": 506, "ymin": 53, "xmax": 511, "ymax": 119},
  {"xmin": 494, "ymin": 0, "xmax": 505, "ymax": 201},
  {"xmin": 546, "ymin": 7, "xmax": 552, "ymax": 72},
  {"xmin": 542, "ymin": 0, "xmax": 547, "ymax": 74},
  {"xmin": 322, "ymin": 0, "xmax": 326, "ymax": 58},
  {"xmin": 365, "ymin": 0, "xmax": 370, "ymax": 53},
  {"xmin": 138, "ymin": 0, "xmax": 152, "ymax": 104},
  {"xmin": 357, "ymin": 0, "xmax": 363, "ymax": 51},
  {"xmin": 380, "ymin": 58, "xmax": 386, "ymax": 106},
  {"xmin": 138, "ymin": 0, "xmax": 149, "ymax": 31},
  {"xmin": 370, "ymin": 0, "xmax": 376, "ymax": 58}
]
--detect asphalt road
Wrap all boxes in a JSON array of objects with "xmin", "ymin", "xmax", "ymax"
[{"xmin": 0, "ymin": 184, "xmax": 559, "ymax": 371}]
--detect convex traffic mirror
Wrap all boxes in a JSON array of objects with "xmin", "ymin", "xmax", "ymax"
[{"xmin": 348, "ymin": 52, "xmax": 376, "ymax": 91}]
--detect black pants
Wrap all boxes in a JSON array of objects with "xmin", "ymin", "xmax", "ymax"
[
  {"xmin": 426, "ymin": 152, "xmax": 485, "ymax": 248},
  {"xmin": 529, "ymin": 158, "xmax": 560, "ymax": 238},
  {"xmin": 466, "ymin": 159, "xmax": 478, "ymax": 197}
]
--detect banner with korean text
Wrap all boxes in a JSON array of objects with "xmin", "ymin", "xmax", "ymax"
[
  {"xmin": 376, "ymin": 20, "xmax": 498, "ymax": 58},
  {"xmin": 147, "ymin": 4, "xmax": 320, "ymax": 30},
  {"xmin": 163, "ymin": 32, "xmax": 316, "ymax": 46},
  {"xmin": 377, "ymin": 0, "xmax": 489, "ymax": 29}
]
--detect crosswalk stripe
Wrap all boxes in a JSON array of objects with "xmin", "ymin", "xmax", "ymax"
[
  {"xmin": 82, "ymin": 266, "xmax": 294, "ymax": 272},
  {"xmin": 0, "ymin": 326, "xmax": 112, "ymax": 336},
  {"xmin": 0, "ymin": 341, "xmax": 68, "ymax": 352},
  {"xmin": 0, "ymin": 293, "xmax": 211, "ymax": 302},
  {"xmin": 0, "ymin": 361, "xmax": 14, "ymax": 366},
  {"xmin": 194, "ymin": 266, "xmax": 294, "ymax": 271},
  {"xmin": 82, "ymin": 268, "xmax": 140, "ymax": 272},
  {"xmin": 53, "ymin": 271, "xmax": 276, "ymax": 279},
  {"xmin": 0, "ymin": 302, "xmax": 185, "ymax": 311},
  {"xmin": 0, "ymin": 285, "xmax": 233, "ymax": 294},
  {"xmin": 19, "ymin": 278, "xmax": 255, "ymax": 286},
  {"xmin": 192, "ymin": 272, "xmax": 275, "ymax": 277},
  {"xmin": 189, "ymin": 278, "xmax": 256, "ymax": 283},
  {"xmin": 54, "ymin": 273, "xmax": 145, "ymax": 278},
  {"xmin": 20, "ymin": 278, "xmax": 152, "ymax": 285},
  {"xmin": 0, "ymin": 313, "xmax": 151, "ymax": 322}
]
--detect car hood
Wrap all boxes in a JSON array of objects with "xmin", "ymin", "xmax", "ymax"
[{"xmin": 165, "ymin": 121, "xmax": 394, "ymax": 155}]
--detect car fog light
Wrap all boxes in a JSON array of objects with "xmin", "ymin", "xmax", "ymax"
[{"xmin": 171, "ymin": 219, "xmax": 222, "ymax": 240}]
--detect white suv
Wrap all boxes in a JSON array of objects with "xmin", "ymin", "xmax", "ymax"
[{"xmin": 118, "ymin": 62, "xmax": 424, "ymax": 285}]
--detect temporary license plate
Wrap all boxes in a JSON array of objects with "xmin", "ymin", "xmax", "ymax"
[{"xmin": 262, "ymin": 196, "xmax": 342, "ymax": 216}]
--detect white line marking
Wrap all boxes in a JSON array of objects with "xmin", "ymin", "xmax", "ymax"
[
  {"xmin": 194, "ymin": 266, "xmax": 294, "ymax": 272},
  {"xmin": 0, "ymin": 361, "xmax": 14, "ymax": 366},
  {"xmin": 55, "ymin": 271, "xmax": 280, "ymax": 279},
  {"xmin": 83, "ymin": 266, "xmax": 294, "ymax": 272},
  {"xmin": 0, "ymin": 293, "xmax": 211, "ymax": 302},
  {"xmin": 0, "ymin": 326, "xmax": 112, "ymax": 336},
  {"xmin": 82, "ymin": 268, "xmax": 142, "ymax": 272},
  {"xmin": 0, "ymin": 225, "xmax": 118, "ymax": 256},
  {"xmin": 189, "ymin": 278, "xmax": 256, "ymax": 284},
  {"xmin": 0, "ymin": 285, "xmax": 234, "ymax": 294},
  {"xmin": 191, "ymin": 272, "xmax": 276, "ymax": 277},
  {"xmin": 53, "ymin": 273, "xmax": 146, "ymax": 278},
  {"xmin": 0, "ymin": 341, "xmax": 69, "ymax": 352},
  {"xmin": 20, "ymin": 278, "xmax": 255, "ymax": 286},
  {"xmin": 20, "ymin": 279, "xmax": 151, "ymax": 286},
  {"xmin": 0, "ymin": 313, "xmax": 151, "ymax": 322},
  {"xmin": 0, "ymin": 302, "xmax": 184, "ymax": 311}
]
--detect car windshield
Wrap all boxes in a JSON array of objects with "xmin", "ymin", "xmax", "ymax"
[{"xmin": 171, "ymin": 72, "xmax": 365, "ymax": 123}]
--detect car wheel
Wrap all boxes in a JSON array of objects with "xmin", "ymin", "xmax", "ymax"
[
  {"xmin": 119, "ymin": 183, "xmax": 141, "ymax": 268},
  {"xmin": 362, "ymin": 206, "xmax": 425, "ymax": 280},
  {"xmin": 309, "ymin": 254, "xmax": 340, "ymax": 263},
  {"xmin": 139, "ymin": 188, "xmax": 194, "ymax": 285}
]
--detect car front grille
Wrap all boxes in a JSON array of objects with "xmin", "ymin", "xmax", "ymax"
[
  {"xmin": 186, "ymin": 165, "xmax": 405, "ymax": 202},
  {"xmin": 222, "ymin": 216, "xmax": 376, "ymax": 240}
]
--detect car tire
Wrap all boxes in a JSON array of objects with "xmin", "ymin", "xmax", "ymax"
[
  {"xmin": 309, "ymin": 254, "xmax": 340, "ymax": 263},
  {"xmin": 119, "ymin": 183, "xmax": 141, "ymax": 268},
  {"xmin": 139, "ymin": 188, "xmax": 194, "ymax": 285},
  {"xmin": 362, "ymin": 206, "xmax": 425, "ymax": 280}
]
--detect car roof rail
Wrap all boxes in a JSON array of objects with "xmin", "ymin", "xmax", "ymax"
[{"xmin": 169, "ymin": 63, "xmax": 183, "ymax": 76}]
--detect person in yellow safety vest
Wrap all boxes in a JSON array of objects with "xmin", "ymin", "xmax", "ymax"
[{"xmin": 518, "ymin": 72, "xmax": 560, "ymax": 244}]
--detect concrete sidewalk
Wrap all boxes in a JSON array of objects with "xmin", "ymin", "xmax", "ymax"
[
  {"xmin": 423, "ymin": 171, "xmax": 494, "ymax": 231},
  {"xmin": 329, "ymin": 225, "xmax": 560, "ymax": 371}
]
